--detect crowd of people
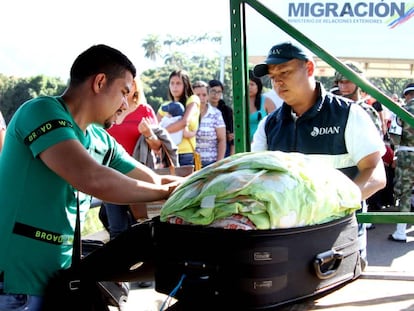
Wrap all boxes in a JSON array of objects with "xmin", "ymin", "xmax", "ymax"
[
  {"xmin": 388, "ymin": 83, "xmax": 414, "ymax": 242},
  {"xmin": 330, "ymin": 61, "xmax": 414, "ymax": 242},
  {"xmin": 0, "ymin": 41, "xmax": 412, "ymax": 310}
]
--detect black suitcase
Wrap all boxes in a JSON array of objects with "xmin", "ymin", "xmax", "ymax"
[{"xmin": 153, "ymin": 214, "xmax": 361, "ymax": 310}]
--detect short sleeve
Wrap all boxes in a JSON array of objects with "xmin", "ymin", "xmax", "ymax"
[
  {"xmin": 0, "ymin": 111, "xmax": 6, "ymax": 130},
  {"xmin": 345, "ymin": 104, "xmax": 386, "ymax": 164}
]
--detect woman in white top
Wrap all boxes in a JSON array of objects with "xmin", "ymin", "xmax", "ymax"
[{"xmin": 193, "ymin": 81, "xmax": 226, "ymax": 168}]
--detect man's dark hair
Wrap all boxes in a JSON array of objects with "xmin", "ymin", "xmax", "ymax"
[{"xmin": 69, "ymin": 44, "xmax": 136, "ymax": 86}]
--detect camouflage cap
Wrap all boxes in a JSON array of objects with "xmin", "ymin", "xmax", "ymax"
[{"xmin": 334, "ymin": 61, "xmax": 364, "ymax": 82}]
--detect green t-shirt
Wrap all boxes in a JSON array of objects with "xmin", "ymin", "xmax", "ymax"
[{"xmin": 0, "ymin": 96, "xmax": 137, "ymax": 295}]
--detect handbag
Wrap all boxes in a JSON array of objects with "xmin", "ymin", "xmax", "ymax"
[
  {"xmin": 81, "ymin": 240, "xmax": 129, "ymax": 309},
  {"xmin": 189, "ymin": 141, "xmax": 202, "ymax": 171},
  {"xmin": 154, "ymin": 142, "xmax": 194, "ymax": 177},
  {"xmin": 193, "ymin": 151, "xmax": 202, "ymax": 171},
  {"xmin": 42, "ymin": 268, "xmax": 109, "ymax": 311},
  {"xmin": 42, "ymin": 193, "xmax": 114, "ymax": 311}
]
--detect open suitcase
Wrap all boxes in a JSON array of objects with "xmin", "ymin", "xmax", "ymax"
[
  {"xmin": 80, "ymin": 213, "xmax": 361, "ymax": 310},
  {"xmin": 152, "ymin": 213, "xmax": 362, "ymax": 310}
]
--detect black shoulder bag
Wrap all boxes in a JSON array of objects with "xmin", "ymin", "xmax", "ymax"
[{"xmin": 42, "ymin": 193, "xmax": 110, "ymax": 311}]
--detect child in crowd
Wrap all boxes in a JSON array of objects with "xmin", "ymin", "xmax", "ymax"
[{"xmin": 159, "ymin": 101, "xmax": 185, "ymax": 146}]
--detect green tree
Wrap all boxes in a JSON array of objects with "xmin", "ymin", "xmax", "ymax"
[
  {"xmin": 314, "ymin": 75, "xmax": 411, "ymax": 101},
  {"xmin": 141, "ymin": 55, "xmax": 233, "ymax": 113},
  {"xmin": 0, "ymin": 75, "xmax": 66, "ymax": 123},
  {"xmin": 143, "ymin": 33, "xmax": 223, "ymax": 67},
  {"xmin": 141, "ymin": 66, "xmax": 176, "ymax": 110},
  {"xmin": 163, "ymin": 52, "xmax": 188, "ymax": 67},
  {"xmin": 140, "ymin": 33, "xmax": 231, "ymax": 113},
  {"xmin": 142, "ymin": 34, "xmax": 162, "ymax": 62},
  {"xmin": 369, "ymin": 78, "xmax": 411, "ymax": 98}
]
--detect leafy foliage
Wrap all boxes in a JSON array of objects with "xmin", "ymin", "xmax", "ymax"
[
  {"xmin": 140, "ymin": 33, "xmax": 234, "ymax": 112},
  {"xmin": 141, "ymin": 56, "xmax": 234, "ymax": 113},
  {"xmin": 0, "ymin": 74, "xmax": 66, "ymax": 123},
  {"xmin": 369, "ymin": 78, "xmax": 409, "ymax": 97},
  {"xmin": 0, "ymin": 34, "xmax": 411, "ymax": 125},
  {"xmin": 142, "ymin": 34, "xmax": 162, "ymax": 61}
]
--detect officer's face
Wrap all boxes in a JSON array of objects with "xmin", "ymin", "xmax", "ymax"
[{"xmin": 268, "ymin": 59, "xmax": 312, "ymax": 103}]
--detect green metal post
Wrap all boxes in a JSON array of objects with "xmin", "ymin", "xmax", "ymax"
[{"xmin": 229, "ymin": 0, "xmax": 250, "ymax": 153}]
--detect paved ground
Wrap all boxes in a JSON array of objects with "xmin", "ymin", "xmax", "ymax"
[
  {"xmin": 104, "ymin": 221, "xmax": 414, "ymax": 311},
  {"xmin": 366, "ymin": 223, "xmax": 414, "ymax": 272}
]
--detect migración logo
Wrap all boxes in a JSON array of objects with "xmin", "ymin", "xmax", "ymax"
[
  {"xmin": 287, "ymin": 1, "xmax": 414, "ymax": 28},
  {"xmin": 387, "ymin": 2, "xmax": 414, "ymax": 28}
]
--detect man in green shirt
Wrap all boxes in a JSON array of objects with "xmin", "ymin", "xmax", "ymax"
[{"xmin": 0, "ymin": 44, "xmax": 182, "ymax": 310}]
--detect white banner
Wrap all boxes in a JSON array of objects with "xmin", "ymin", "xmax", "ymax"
[{"xmin": 244, "ymin": 0, "xmax": 414, "ymax": 60}]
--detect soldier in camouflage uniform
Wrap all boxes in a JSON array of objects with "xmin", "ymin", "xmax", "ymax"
[
  {"xmin": 388, "ymin": 82, "xmax": 414, "ymax": 242},
  {"xmin": 334, "ymin": 62, "xmax": 383, "ymax": 235},
  {"xmin": 334, "ymin": 61, "xmax": 383, "ymax": 136},
  {"xmin": 331, "ymin": 61, "xmax": 385, "ymax": 263}
]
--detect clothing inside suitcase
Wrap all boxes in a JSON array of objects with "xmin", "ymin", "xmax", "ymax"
[{"xmin": 152, "ymin": 214, "xmax": 362, "ymax": 310}]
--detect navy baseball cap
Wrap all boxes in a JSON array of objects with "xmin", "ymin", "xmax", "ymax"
[
  {"xmin": 253, "ymin": 42, "xmax": 311, "ymax": 77},
  {"xmin": 161, "ymin": 101, "xmax": 185, "ymax": 117},
  {"xmin": 403, "ymin": 83, "xmax": 414, "ymax": 96}
]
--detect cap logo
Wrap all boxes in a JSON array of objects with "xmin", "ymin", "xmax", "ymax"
[{"xmin": 269, "ymin": 48, "xmax": 283, "ymax": 56}]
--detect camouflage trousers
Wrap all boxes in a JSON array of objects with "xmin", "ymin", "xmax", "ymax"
[{"xmin": 394, "ymin": 151, "xmax": 414, "ymax": 212}]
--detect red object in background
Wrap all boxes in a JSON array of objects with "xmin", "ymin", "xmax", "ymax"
[{"xmin": 382, "ymin": 144, "xmax": 394, "ymax": 166}]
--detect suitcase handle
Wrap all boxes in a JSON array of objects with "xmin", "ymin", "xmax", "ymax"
[{"xmin": 313, "ymin": 250, "xmax": 343, "ymax": 279}]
